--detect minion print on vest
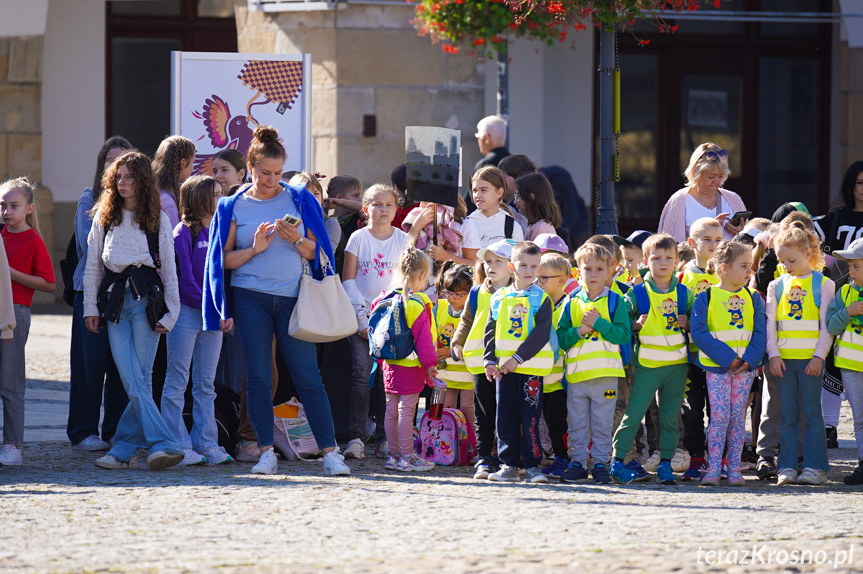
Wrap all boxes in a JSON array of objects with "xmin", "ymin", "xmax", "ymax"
[
  {"xmin": 508, "ymin": 303, "xmax": 528, "ymax": 338},
  {"xmin": 723, "ymin": 294, "xmax": 747, "ymax": 329},
  {"xmin": 786, "ymin": 285, "xmax": 807, "ymax": 320},
  {"xmin": 659, "ymin": 298, "xmax": 681, "ymax": 333}
]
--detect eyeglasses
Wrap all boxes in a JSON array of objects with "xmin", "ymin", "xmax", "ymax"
[
  {"xmin": 441, "ymin": 290, "xmax": 469, "ymax": 300},
  {"xmin": 702, "ymin": 148, "xmax": 728, "ymax": 162},
  {"xmin": 115, "ymin": 175, "xmax": 135, "ymax": 184},
  {"xmin": 535, "ymin": 275, "xmax": 564, "ymax": 285}
]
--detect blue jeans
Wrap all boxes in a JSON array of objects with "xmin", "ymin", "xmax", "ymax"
[
  {"xmin": 496, "ymin": 372, "xmax": 544, "ymax": 468},
  {"xmin": 68, "ymin": 290, "xmax": 127, "ymax": 444},
  {"xmin": 777, "ymin": 359, "xmax": 829, "ymax": 472},
  {"xmin": 106, "ymin": 290, "xmax": 182, "ymax": 461},
  {"xmin": 234, "ymin": 287, "xmax": 336, "ymax": 450},
  {"xmin": 162, "ymin": 304, "xmax": 223, "ymax": 451}
]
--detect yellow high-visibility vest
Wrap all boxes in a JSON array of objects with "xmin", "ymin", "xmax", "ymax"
[
  {"xmin": 636, "ymin": 284, "xmax": 689, "ymax": 368},
  {"xmin": 680, "ymin": 264, "xmax": 719, "ymax": 354},
  {"xmin": 833, "ymin": 284, "xmax": 863, "ymax": 371},
  {"xmin": 492, "ymin": 285, "xmax": 554, "ymax": 376},
  {"xmin": 435, "ymin": 300, "xmax": 472, "ymax": 389},
  {"xmin": 564, "ymin": 294, "xmax": 624, "ymax": 383},
  {"xmin": 775, "ymin": 273, "xmax": 825, "ymax": 360},
  {"xmin": 698, "ymin": 286, "xmax": 754, "ymax": 368},
  {"xmin": 544, "ymin": 298, "xmax": 567, "ymax": 392},
  {"xmin": 463, "ymin": 288, "xmax": 492, "ymax": 374}
]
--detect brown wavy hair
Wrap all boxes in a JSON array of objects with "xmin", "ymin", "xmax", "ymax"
[
  {"xmin": 92, "ymin": 136, "xmax": 133, "ymax": 201},
  {"xmin": 180, "ymin": 175, "xmax": 217, "ymax": 238},
  {"xmin": 94, "ymin": 151, "xmax": 162, "ymax": 233},
  {"xmin": 152, "ymin": 135, "xmax": 195, "ymax": 207},
  {"xmin": 247, "ymin": 126, "xmax": 286, "ymax": 167}
]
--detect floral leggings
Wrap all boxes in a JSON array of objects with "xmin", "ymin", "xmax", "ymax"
[{"xmin": 705, "ymin": 370, "xmax": 755, "ymax": 472}]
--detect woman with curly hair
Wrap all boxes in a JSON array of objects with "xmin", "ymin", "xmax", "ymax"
[{"xmin": 83, "ymin": 151, "xmax": 183, "ymax": 471}]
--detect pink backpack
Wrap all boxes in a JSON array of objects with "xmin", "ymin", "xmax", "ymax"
[{"xmin": 414, "ymin": 407, "xmax": 477, "ymax": 466}]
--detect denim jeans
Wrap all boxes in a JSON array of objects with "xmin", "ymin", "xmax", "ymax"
[
  {"xmin": 68, "ymin": 290, "xmax": 127, "ymax": 444},
  {"xmin": 106, "ymin": 290, "xmax": 182, "ymax": 461},
  {"xmin": 0, "ymin": 304, "xmax": 30, "ymax": 446},
  {"xmin": 215, "ymin": 331, "xmax": 245, "ymax": 395},
  {"xmin": 162, "ymin": 304, "xmax": 223, "ymax": 451},
  {"xmin": 777, "ymin": 359, "xmax": 829, "ymax": 472},
  {"xmin": 233, "ymin": 287, "xmax": 336, "ymax": 450},
  {"xmin": 346, "ymin": 332, "xmax": 373, "ymax": 442}
]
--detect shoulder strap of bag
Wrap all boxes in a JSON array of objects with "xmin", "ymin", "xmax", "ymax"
[
  {"xmin": 504, "ymin": 215, "xmax": 514, "ymax": 239},
  {"xmin": 469, "ymin": 285, "xmax": 480, "ymax": 317},
  {"xmin": 676, "ymin": 283, "xmax": 688, "ymax": 317},
  {"xmin": 146, "ymin": 231, "xmax": 161, "ymax": 270},
  {"xmin": 812, "ymin": 270, "xmax": 823, "ymax": 309},
  {"xmin": 775, "ymin": 274, "xmax": 786, "ymax": 303},
  {"xmin": 633, "ymin": 283, "xmax": 649, "ymax": 316}
]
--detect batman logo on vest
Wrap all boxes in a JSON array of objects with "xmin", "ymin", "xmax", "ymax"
[{"xmin": 603, "ymin": 389, "xmax": 616, "ymax": 399}]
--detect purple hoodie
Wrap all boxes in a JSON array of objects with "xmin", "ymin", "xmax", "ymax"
[{"xmin": 174, "ymin": 222, "xmax": 209, "ymax": 309}]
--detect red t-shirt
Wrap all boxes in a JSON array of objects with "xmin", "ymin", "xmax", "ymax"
[{"xmin": 2, "ymin": 227, "xmax": 56, "ymax": 306}]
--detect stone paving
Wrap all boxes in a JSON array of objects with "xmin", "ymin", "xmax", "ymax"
[{"xmin": 1, "ymin": 313, "xmax": 862, "ymax": 573}]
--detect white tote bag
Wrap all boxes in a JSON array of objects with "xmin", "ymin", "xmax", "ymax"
[
  {"xmin": 273, "ymin": 398, "xmax": 320, "ymax": 461},
  {"xmin": 289, "ymin": 249, "xmax": 358, "ymax": 342}
]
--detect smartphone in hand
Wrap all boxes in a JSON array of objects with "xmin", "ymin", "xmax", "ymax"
[
  {"xmin": 728, "ymin": 211, "xmax": 752, "ymax": 227},
  {"xmin": 282, "ymin": 213, "xmax": 301, "ymax": 226}
]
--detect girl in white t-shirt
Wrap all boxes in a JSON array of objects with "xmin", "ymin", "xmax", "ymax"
[
  {"xmin": 465, "ymin": 166, "xmax": 524, "ymax": 248},
  {"xmin": 341, "ymin": 183, "xmax": 411, "ymax": 459}
]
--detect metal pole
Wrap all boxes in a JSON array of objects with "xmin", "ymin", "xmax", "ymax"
[
  {"xmin": 497, "ymin": 41, "xmax": 509, "ymax": 143},
  {"xmin": 596, "ymin": 27, "xmax": 618, "ymax": 235}
]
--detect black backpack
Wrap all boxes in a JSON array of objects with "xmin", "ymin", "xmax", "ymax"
[{"xmin": 59, "ymin": 233, "xmax": 78, "ymax": 307}]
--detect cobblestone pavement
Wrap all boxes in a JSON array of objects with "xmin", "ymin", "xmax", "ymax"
[{"xmin": 1, "ymin": 314, "xmax": 862, "ymax": 573}]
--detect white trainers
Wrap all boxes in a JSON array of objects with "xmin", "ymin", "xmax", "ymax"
[
  {"xmin": 642, "ymin": 451, "xmax": 661, "ymax": 472},
  {"xmin": 777, "ymin": 467, "xmax": 798, "ymax": 485},
  {"xmin": 95, "ymin": 454, "xmax": 139, "ymax": 470},
  {"xmin": 396, "ymin": 454, "xmax": 435, "ymax": 472},
  {"xmin": 72, "ymin": 435, "xmax": 110, "ymax": 452},
  {"xmin": 797, "ymin": 467, "xmax": 827, "ymax": 485},
  {"xmin": 178, "ymin": 449, "xmax": 207, "ymax": 466},
  {"xmin": 670, "ymin": 448, "xmax": 691, "ymax": 472},
  {"xmin": 251, "ymin": 448, "xmax": 278, "ymax": 475},
  {"xmin": 202, "ymin": 446, "xmax": 234, "ymax": 464},
  {"xmin": 0, "ymin": 445, "xmax": 22, "ymax": 466},
  {"xmin": 343, "ymin": 438, "xmax": 365, "ymax": 460},
  {"xmin": 235, "ymin": 440, "xmax": 263, "ymax": 462},
  {"xmin": 322, "ymin": 449, "xmax": 351, "ymax": 476}
]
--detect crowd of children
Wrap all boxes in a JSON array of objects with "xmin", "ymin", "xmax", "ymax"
[{"xmin": 1, "ymin": 133, "xmax": 862, "ymax": 488}]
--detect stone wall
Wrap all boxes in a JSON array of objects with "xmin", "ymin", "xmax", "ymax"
[
  {"xmin": 0, "ymin": 34, "xmax": 56, "ymax": 305},
  {"xmin": 233, "ymin": 1, "xmax": 486, "ymax": 189}
]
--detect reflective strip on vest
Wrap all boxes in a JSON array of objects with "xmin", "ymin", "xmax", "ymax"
[
  {"xmin": 492, "ymin": 286, "xmax": 554, "ymax": 376},
  {"xmin": 777, "ymin": 320, "xmax": 820, "ymax": 334},
  {"xmin": 463, "ymin": 338, "xmax": 485, "ymax": 372},
  {"xmin": 463, "ymin": 290, "xmax": 492, "ymax": 374},
  {"xmin": 775, "ymin": 274, "xmax": 822, "ymax": 360},
  {"xmin": 437, "ymin": 365, "xmax": 474, "ymax": 384},
  {"xmin": 563, "ymin": 296, "xmax": 624, "ymax": 382},
  {"xmin": 495, "ymin": 338, "xmax": 555, "ymax": 374},
  {"xmin": 834, "ymin": 285, "xmax": 863, "ymax": 370},
  {"xmin": 698, "ymin": 287, "xmax": 754, "ymax": 368},
  {"xmin": 636, "ymin": 283, "xmax": 689, "ymax": 367}
]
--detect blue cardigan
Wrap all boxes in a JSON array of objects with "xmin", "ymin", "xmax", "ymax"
[{"xmin": 202, "ymin": 181, "xmax": 335, "ymax": 331}]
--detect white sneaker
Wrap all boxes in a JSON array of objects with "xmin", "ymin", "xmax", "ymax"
[
  {"xmin": 178, "ymin": 449, "xmax": 207, "ymax": 466},
  {"xmin": 72, "ymin": 435, "xmax": 110, "ymax": 452},
  {"xmin": 777, "ymin": 467, "xmax": 798, "ymax": 485},
  {"xmin": 642, "ymin": 451, "xmax": 661, "ymax": 472},
  {"xmin": 202, "ymin": 446, "xmax": 234, "ymax": 464},
  {"xmin": 95, "ymin": 454, "xmax": 139, "ymax": 470},
  {"xmin": 323, "ymin": 449, "xmax": 351, "ymax": 476},
  {"xmin": 343, "ymin": 438, "xmax": 365, "ymax": 460},
  {"xmin": 797, "ymin": 467, "xmax": 827, "ymax": 485},
  {"xmin": 251, "ymin": 448, "xmax": 278, "ymax": 475},
  {"xmin": 670, "ymin": 448, "xmax": 691, "ymax": 472},
  {"xmin": 235, "ymin": 440, "xmax": 263, "ymax": 462},
  {"xmin": 0, "ymin": 445, "xmax": 22, "ymax": 466}
]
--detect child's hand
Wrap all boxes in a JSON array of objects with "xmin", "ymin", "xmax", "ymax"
[
  {"xmin": 577, "ymin": 324, "xmax": 594, "ymax": 337},
  {"xmin": 848, "ymin": 301, "xmax": 863, "ymax": 317},
  {"xmin": 677, "ymin": 315, "xmax": 689, "ymax": 332},
  {"xmin": 220, "ymin": 318, "xmax": 234, "ymax": 332},
  {"xmin": 634, "ymin": 314, "xmax": 648, "ymax": 333},
  {"xmin": 769, "ymin": 356, "xmax": 786, "ymax": 377},
  {"xmin": 358, "ymin": 328, "xmax": 369, "ymax": 341},
  {"xmin": 85, "ymin": 316, "xmax": 100, "ymax": 334},
  {"xmin": 805, "ymin": 357, "xmax": 824, "ymax": 377},
  {"xmin": 728, "ymin": 357, "xmax": 744, "ymax": 373},
  {"xmin": 451, "ymin": 344, "xmax": 463, "ymax": 361},
  {"xmin": 582, "ymin": 308, "xmax": 600, "ymax": 328},
  {"xmin": 427, "ymin": 366, "xmax": 438, "ymax": 380},
  {"xmin": 485, "ymin": 364, "xmax": 500, "ymax": 382},
  {"xmin": 436, "ymin": 347, "xmax": 451, "ymax": 360},
  {"xmin": 415, "ymin": 205, "xmax": 435, "ymax": 229},
  {"xmin": 499, "ymin": 358, "xmax": 518, "ymax": 375}
]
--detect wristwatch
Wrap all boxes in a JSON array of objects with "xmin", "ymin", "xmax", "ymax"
[{"xmin": 293, "ymin": 237, "xmax": 304, "ymax": 248}]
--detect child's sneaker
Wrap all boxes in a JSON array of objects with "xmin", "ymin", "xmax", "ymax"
[
  {"xmin": 542, "ymin": 456, "xmax": 569, "ymax": 479},
  {"xmin": 72, "ymin": 435, "xmax": 110, "ymax": 452},
  {"xmin": 0, "ymin": 445, "xmax": 22, "ymax": 466},
  {"xmin": 375, "ymin": 441, "xmax": 390, "ymax": 459},
  {"xmin": 202, "ymin": 446, "xmax": 234, "ymax": 464},
  {"xmin": 756, "ymin": 456, "xmax": 776, "ymax": 480},
  {"xmin": 610, "ymin": 459, "xmax": 636, "ymax": 484},
  {"xmin": 642, "ymin": 451, "xmax": 661, "ymax": 472},
  {"xmin": 234, "ymin": 440, "xmax": 262, "ymax": 462},
  {"xmin": 525, "ymin": 467, "xmax": 548, "ymax": 483},
  {"xmin": 656, "ymin": 460, "xmax": 676, "ymax": 485},
  {"xmin": 776, "ymin": 467, "xmax": 797, "ymax": 485},
  {"xmin": 727, "ymin": 470, "xmax": 746, "ymax": 486},
  {"xmin": 384, "ymin": 455, "xmax": 399, "ymax": 471},
  {"xmin": 561, "ymin": 461, "xmax": 589, "ymax": 483},
  {"xmin": 670, "ymin": 448, "xmax": 691, "ymax": 472},
  {"xmin": 592, "ymin": 463, "xmax": 612, "ymax": 484},
  {"xmin": 251, "ymin": 449, "xmax": 278, "ymax": 475},
  {"xmin": 701, "ymin": 469, "xmax": 721, "ymax": 486},
  {"xmin": 473, "ymin": 462, "xmax": 491, "ymax": 480},
  {"xmin": 94, "ymin": 454, "xmax": 138, "ymax": 470},
  {"xmin": 625, "ymin": 459, "xmax": 650, "ymax": 482},
  {"xmin": 343, "ymin": 438, "xmax": 365, "ymax": 460},
  {"xmin": 797, "ymin": 467, "xmax": 827, "ymax": 485},
  {"xmin": 682, "ymin": 456, "xmax": 707, "ymax": 481},
  {"xmin": 407, "ymin": 454, "xmax": 435, "ymax": 472},
  {"xmin": 844, "ymin": 461, "xmax": 863, "ymax": 485},
  {"xmin": 488, "ymin": 464, "xmax": 520, "ymax": 482}
]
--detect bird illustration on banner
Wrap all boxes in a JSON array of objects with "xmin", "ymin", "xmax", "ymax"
[{"xmin": 191, "ymin": 95, "xmax": 254, "ymax": 175}]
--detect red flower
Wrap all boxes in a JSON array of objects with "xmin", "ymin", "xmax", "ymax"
[{"xmin": 473, "ymin": 38, "xmax": 485, "ymax": 45}]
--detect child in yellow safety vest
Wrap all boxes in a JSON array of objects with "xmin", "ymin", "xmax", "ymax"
[
  {"xmin": 610, "ymin": 233, "xmax": 695, "ymax": 486},
  {"xmin": 536, "ymin": 252, "xmax": 574, "ymax": 479},
  {"xmin": 690, "ymin": 241, "xmax": 766, "ymax": 486},
  {"xmin": 677, "ymin": 217, "xmax": 722, "ymax": 479},
  {"xmin": 450, "ymin": 239, "xmax": 514, "ymax": 480},
  {"xmin": 767, "ymin": 222, "xmax": 834, "ymax": 485},
  {"xmin": 433, "ymin": 262, "xmax": 475, "ymax": 427},
  {"xmin": 556, "ymin": 244, "xmax": 631, "ymax": 485},
  {"xmin": 482, "ymin": 241, "xmax": 554, "ymax": 484},
  {"xmin": 826, "ymin": 237, "xmax": 863, "ymax": 485}
]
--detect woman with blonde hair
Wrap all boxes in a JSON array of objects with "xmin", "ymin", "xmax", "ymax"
[{"xmin": 658, "ymin": 142, "xmax": 748, "ymax": 242}]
